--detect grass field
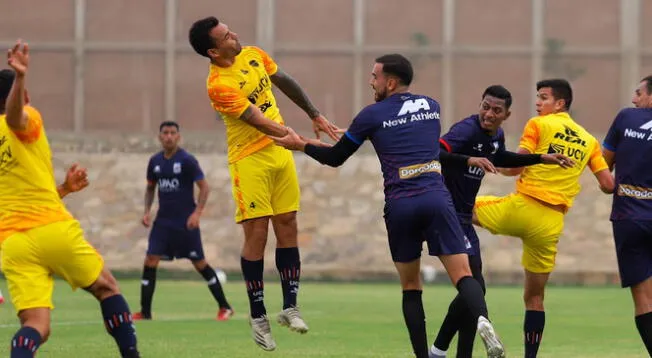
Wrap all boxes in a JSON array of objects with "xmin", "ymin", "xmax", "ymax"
[{"xmin": 0, "ymin": 279, "xmax": 646, "ymax": 357}]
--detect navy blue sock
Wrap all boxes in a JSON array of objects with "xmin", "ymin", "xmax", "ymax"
[
  {"xmin": 635, "ymin": 312, "xmax": 652, "ymax": 356},
  {"xmin": 140, "ymin": 265, "xmax": 156, "ymax": 318},
  {"xmin": 524, "ymin": 310, "xmax": 545, "ymax": 358},
  {"xmin": 10, "ymin": 326, "xmax": 41, "ymax": 358},
  {"xmin": 198, "ymin": 264, "xmax": 230, "ymax": 309},
  {"xmin": 276, "ymin": 247, "xmax": 301, "ymax": 309},
  {"xmin": 241, "ymin": 257, "xmax": 267, "ymax": 318},
  {"xmin": 456, "ymin": 276, "xmax": 489, "ymax": 320},
  {"xmin": 402, "ymin": 290, "xmax": 428, "ymax": 358},
  {"xmin": 101, "ymin": 294, "xmax": 140, "ymax": 358}
]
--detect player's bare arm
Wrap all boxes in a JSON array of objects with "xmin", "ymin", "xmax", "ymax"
[
  {"xmin": 142, "ymin": 181, "xmax": 156, "ymax": 227},
  {"xmin": 595, "ymin": 168, "xmax": 615, "ymax": 194},
  {"xmin": 603, "ymin": 147, "xmax": 616, "ymax": 172},
  {"xmin": 57, "ymin": 163, "xmax": 89, "ymax": 198},
  {"xmin": 270, "ymin": 68, "xmax": 341, "ymax": 141},
  {"xmin": 187, "ymin": 179, "xmax": 209, "ymax": 230},
  {"xmin": 239, "ymin": 104, "xmax": 289, "ymax": 137},
  {"xmin": 5, "ymin": 40, "xmax": 29, "ymax": 130}
]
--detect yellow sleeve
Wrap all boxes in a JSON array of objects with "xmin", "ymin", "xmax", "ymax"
[
  {"xmin": 207, "ymin": 81, "xmax": 250, "ymax": 118},
  {"xmin": 518, "ymin": 118, "xmax": 540, "ymax": 153},
  {"xmin": 588, "ymin": 140, "xmax": 609, "ymax": 173},
  {"xmin": 12, "ymin": 106, "xmax": 43, "ymax": 143},
  {"xmin": 251, "ymin": 46, "xmax": 278, "ymax": 76}
]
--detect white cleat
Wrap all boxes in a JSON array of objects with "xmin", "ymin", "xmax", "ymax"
[
  {"xmin": 277, "ymin": 307, "xmax": 309, "ymax": 334},
  {"xmin": 477, "ymin": 316, "xmax": 506, "ymax": 358},
  {"xmin": 249, "ymin": 315, "xmax": 277, "ymax": 351}
]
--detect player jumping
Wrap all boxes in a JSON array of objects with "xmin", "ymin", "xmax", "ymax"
[{"xmin": 188, "ymin": 16, "xmax": 341, "ymax": 351}]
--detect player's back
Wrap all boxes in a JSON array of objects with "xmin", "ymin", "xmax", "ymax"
[
  {"xmin": 207, "ymin": 46, "xmax": 282, "ymax": 163},
  {"xmin": 349, "ymin": 93, "xmax": 447, "ymax": 199},
  {"xmin": 604, "ymin": 107, "xmax": 652, "ymax": 220},
  {"xmin": 516, "ymin": 112, "xmax": 604, "ymax": 209},
  {"xmin": 0, "ymin": 106, "xmax": 72, "ymax": 241}
]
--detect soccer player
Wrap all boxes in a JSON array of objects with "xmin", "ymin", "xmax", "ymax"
[
  {"xmin": 271, "ymin": 54, "xmax": 505, "ymax": 358},
  {"xmin": 472, "ymin": 79, "xmax": 615, "ymax": 357},
  {"xmin": 430, "ymin": 85, "xmax": 573, "ymax": 358},
  {"xmin": 188, "ymin": 16, "xmax": 340, "ymax": 351},
  {"xmin": 134, "ymin": 121, "xmax": 233, "ymax": 321},
  {"xmin": 0, "ymin": 40, "xmax": 140, "ymax": 358},
  {"xmin": 602, "ymin": 75, "xmax": 652, "ymax": 355}
]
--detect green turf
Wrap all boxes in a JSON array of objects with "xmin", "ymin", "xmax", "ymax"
[{"xmin": 0, "ymin": 279, "xmax": 646, "ymax": 357}]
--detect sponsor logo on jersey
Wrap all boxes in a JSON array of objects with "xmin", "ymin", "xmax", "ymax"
[{"xmin": 399, "ymin": 160, "xmax": 441, "ymax": 179}]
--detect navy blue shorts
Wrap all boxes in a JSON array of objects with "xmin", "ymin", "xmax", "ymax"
[
  {"xmin": 147, "ymin": 223, "xmax": 205, "ymax": 261},
  {"xmin": 613, "ymin": 220, "xmax": 652, "ymax": 288},
  {"xmin": 461, "ymin": 223, "xmax": 481, "ymax": 257},
  {"xmin": 384, "ymin": 190, "xmax": 467, "ymax": 263}
]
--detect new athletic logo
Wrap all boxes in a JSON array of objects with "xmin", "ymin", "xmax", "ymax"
[
  {"xmin": 399, "ymin": 160, "xmax": 441, "ymax": 179},
  {"xmin": 617, "ymin": 184, "xmax": 652, "ymax": 200},
  {"xmin": 623, "ymin": 119, "xmax": 652, "ymax": 141},
  {"xmin": 640, "ymin": 119, "xmax": 652, "ymax": 130},
  {"xmin": 384, "ymin": 99, "xmax": 440, "ymax": 128},
  {"xmin": 398, "ymin": 98, "xmax": 430, "ymax": 116}
]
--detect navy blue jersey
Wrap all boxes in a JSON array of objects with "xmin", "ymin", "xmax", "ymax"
[
  {"xmin": 147, "ymin": 149, "xmax": 205, "ymax": 227},
  {"xmin": 346, "ymin": 93, "xmax": 447, "ymax": 199},
  {"xmin": 440, "ymin": 115, "xmax": 506, "ymax": 220},
  {"xmin": 603, "ymin": 108, "xmax": 652, "ymax": 221}
]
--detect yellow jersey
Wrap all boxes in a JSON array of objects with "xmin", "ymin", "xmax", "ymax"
[
  {"xmin": 207, "ymin": 46, "xmax": 283, "ymax": 163},
  {"xmin": 0, "ymin": 106, "xmax": 73, "ymax": 242},
  {"xmin": 516, "ymin": 112, "xmax": 608, "ymax": 210}
]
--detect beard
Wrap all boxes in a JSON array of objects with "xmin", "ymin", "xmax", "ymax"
[{"xmin": 374, "ymin": 87, "xmax": 387, "ymax": 102}]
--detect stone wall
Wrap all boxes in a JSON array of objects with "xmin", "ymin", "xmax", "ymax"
[{"xmin": 49, "ymin": 133, "xmax": 619, "ymax": 285}]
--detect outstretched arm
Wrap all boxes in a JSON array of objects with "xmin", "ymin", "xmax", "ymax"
[
  {"xmin": 271, "ymin": 69, "xmax": 341, "ymax": 140},
  {"xmin": 6, "ymin": 40, "xmax": 29, "ymax": 130},
  {"xmin": 493, "ymin": 150, "xmax": 573, "ymax": 169},
  {"xmin": 270, "ymin": 128, "xmax": 360, "ymax": 167},
  {"xmin": 271, "ymin": 69, "xmax": 320, "ymax": 119}
]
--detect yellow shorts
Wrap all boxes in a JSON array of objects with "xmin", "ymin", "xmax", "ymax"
[
  {"xmin": 0, "ymin": 220, "xmax": 104, "ymax": 312},
  {"xmin": 474, "ymin": 192, "xmax": 564, "ymax": 273},
  {"xmin": 229, "ymin": 143, "xmax": 300, "ymax": 223}
]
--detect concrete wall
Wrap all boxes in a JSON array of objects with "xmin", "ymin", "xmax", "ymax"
[{"xmin": 51, "ymin": 134, "xmax": 619, "ymax": 285}]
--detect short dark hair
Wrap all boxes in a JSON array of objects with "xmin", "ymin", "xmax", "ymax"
[
  {"xmin": 375, "ymin": 54, "xmax": 413, "ymax": 86},
  {"xmin": 482, "ymin": 85, "xmax": 512, "ymax": 109},
  {"xmin": 159, "ymin": 121, "xmax": 179, "ymax": 131},
  {"xmin": 188, "ymin": 16, "xmax": 220, "ymax": 58},
  {"xmin": 0, "ymin": 69, "xmax": 16, "ymax": 103},
  {"xmin": 536, "ymin": 79, "xmax": 573, "ymax": 110},
  {"xmin": 640, "ymin": 75, "xmax": 652, "ymax": 95}
]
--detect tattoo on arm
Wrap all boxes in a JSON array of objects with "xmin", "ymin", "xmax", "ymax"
[
  {"xmin": 239, "ymin": 106, "xmax": 255, "ymax": 122},
  {"xmin": 271, "ymin": 69, "xmax": 320, "ymax": 119},
  {"xmin": 239, "ymin": 104, "xmax": 289, "ymax": 137}
]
